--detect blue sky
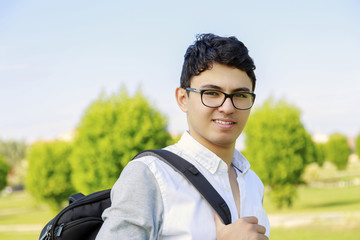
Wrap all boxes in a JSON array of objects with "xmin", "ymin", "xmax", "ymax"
[{"xmin": 1, "ymin": 0, "xmax": 359, "ymax": 143}]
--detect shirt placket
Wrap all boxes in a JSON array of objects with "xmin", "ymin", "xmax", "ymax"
[
  {"xmin": 217, "ymin": 162, "xmax": 240, "ymax": 221},
  {"xmin": 237, "ymin": 173, "xmax": 246, "ymax": 218}
]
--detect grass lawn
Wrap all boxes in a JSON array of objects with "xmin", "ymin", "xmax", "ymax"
[
  {"xmin": 0, "ymin": 191, "xmax": 54, "ymax": 239},
  {"xmin": 0, "ymin": 191, "xmax": 54, "ymax": 225},
  {"xmin": 1, "ymin": 185, "xmax": 360, "ymax": 240},
  {"xmin": 271, "ymin": 226, "xmax": 360, "ymax": 240},
  {"xmin": 0, "ymin": 232, "xmax": 40, "ymax": 240},
  {"xmin": 264, "ymin": 185, "xmax": 360, "ymax": 239},
  {"xmin": 263, "ymin": 185, "xmax": 360, "ymax": 214}
]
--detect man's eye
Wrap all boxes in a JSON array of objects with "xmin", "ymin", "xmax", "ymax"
[
  {"xmin": 234, "ymin": 93, "xmax": 249, "ymax": 98},
  {"xmin": 204, "ymin": 91, "xmax": 220, "ymax": 96}
]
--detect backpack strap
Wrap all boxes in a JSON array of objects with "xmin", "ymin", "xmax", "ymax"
[
  {"xmin": 133, "ymin": 149, "xmax": 232, "ymax": 225},
  {"xmin": 68, "ymin": 193, "xmax": 85, "ymax": 204}
]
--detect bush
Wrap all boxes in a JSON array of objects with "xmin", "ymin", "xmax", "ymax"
[
  {"xmin": 355, "ymin": 133, "xmax": 360, "ymax": 158},
  {"xmin": 71, "ymin": 88, "xmax": 172, "ymax": 194},
  {"xmin": 26, "ymin": 141, "xmax": 74, "ymax": 209},
  {"xmin": 0, "ymin": 140, "xmax": 27, "ymax": 186},
  {"xmin": 314, "ymin": 142, "xmax": 326, "ymax": 167},
  {"xmin": 0, "ymin": 155, "xmax": 9, "ymax": 191},
  {"xmin": 325, "ymin": 133, "xmax": 351, "ymax": 170}
]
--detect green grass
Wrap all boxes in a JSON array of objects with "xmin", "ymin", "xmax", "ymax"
[
  {"xmin": 264, "ymin": 185, "xmax": 360, "ymax": 239},
  {"xmin": 0, "ymin": 191, "xmax": 54, "ymax": 225},
  {"xmin": 0, "ymin": 191, "xmax": 54, "ymax": 239},
  {"xmin": 1, "ymin": 186, "xmax": 360, "ymax": 240},
  {"xmin": 271, "ymin": 226, "xmax": 360, "ymax": 240},
  {"xmin": 0, "ymin": 232, "xmax": 40, "ymax": 240},
  {"xmin": 264, "ymin": 185, "xmax": 360, "ymax": 214}
]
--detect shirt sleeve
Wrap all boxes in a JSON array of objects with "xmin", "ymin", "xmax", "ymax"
[{"xmin": 96, "ymin": 160, "xmax": 164, "ymax": 240}]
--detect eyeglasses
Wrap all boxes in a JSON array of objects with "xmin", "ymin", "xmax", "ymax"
[{"xmin": 185, "ymin": 88, "xmax": 256, "ymax": 110}]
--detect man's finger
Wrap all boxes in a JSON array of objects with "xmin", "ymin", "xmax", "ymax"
[
  {"xmin": 214, "ymin": 214, "xmax": 225, "ymax": 228},
  {"xmin": 241, "ymin": 216, "xmax": 258, "ymax": 224},
  {"xmin": 256, "ymin": 224, "xmax": 266, "ymax": 234}
]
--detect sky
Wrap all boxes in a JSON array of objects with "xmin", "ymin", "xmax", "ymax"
[{"xmin": 0, "ymin": 0, "xmax": 359, "ymax": 143}]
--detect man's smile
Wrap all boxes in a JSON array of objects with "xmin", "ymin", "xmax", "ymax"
[{"xmin": 213, "ymin": 119, "xmax": 235, "ymax": 125}]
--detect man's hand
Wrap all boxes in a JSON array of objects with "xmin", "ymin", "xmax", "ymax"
[{"xmin": 214, "ymin": 214, "xmax": 268, "ymax": 240}]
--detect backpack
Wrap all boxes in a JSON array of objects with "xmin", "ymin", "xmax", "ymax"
[{"xmin": 39, "ymin": 149, "xmax": 231, "ymax": 240}]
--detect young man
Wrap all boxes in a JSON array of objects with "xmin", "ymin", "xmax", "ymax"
[{"xmin": 96, "ymin": 34, "xmax": 270, "ymax": 240}]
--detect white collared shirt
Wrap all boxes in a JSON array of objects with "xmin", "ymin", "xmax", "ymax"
[{"xmin": 97, "ymin": 132, "xmax": 270, "ymax": 239}]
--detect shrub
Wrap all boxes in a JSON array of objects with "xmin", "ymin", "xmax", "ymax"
[
  {"xmin": 26, "ymin": 141, "xmax": 74, "ymax": 209},
  {"xmin": 0, "ymin": 155, "xmax": 9, "ymax": 191},
  {"xmin": 325, "ymin": 133, "xmax": 351, "ymax": 170}
]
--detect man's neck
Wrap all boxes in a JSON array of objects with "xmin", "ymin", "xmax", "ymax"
[
  {"xmin": 197, "ymin": 139, "xmax": 235, "ymax": 167},
  {"xmin": 211, "ymin": 145, "xmax": 235, "ymax": 168},
  {"xmin": 187, "ymin": 131, "xmax": 236, "ymax": 167}
]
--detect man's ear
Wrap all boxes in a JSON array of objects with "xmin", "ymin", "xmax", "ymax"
[{"xmin": 175, "ymin": 87, "xmax": 188, "ymax": 112}]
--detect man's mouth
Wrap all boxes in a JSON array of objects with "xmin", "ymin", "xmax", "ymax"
[{"xmin": 214, "ymin": 120, "xmax": 235, "ymax": 125}]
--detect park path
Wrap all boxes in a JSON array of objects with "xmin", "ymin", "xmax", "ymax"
[
  {"xmin": 0, "ymin": 224, "xmax": 43, "ymax": 232},
  {"xmin": 268, "ymin": 211, "xmax": 360, "ymax": 228}
]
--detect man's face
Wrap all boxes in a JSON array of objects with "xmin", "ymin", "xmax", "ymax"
[{"xmin": 177, "ymin": 63, "xmax": 253, "ymax": 151}]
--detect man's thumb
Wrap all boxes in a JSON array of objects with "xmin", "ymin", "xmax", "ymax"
[{"xmin": 214, "ymin": 214, "xmax": 225, "ymax": 230}]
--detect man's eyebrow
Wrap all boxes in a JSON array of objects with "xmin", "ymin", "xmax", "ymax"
[
  {"xmin": 200, "ymin": 84, "xmax": 251, "ymax": 92},
  {"xmin": 233, "ymin": 87, "xmax": 251, "ymax": 92},
  {"xmin": 200, "ymin": 84, "xmax": 222, "ymax": 90}
]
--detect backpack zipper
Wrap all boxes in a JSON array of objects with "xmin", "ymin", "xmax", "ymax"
[
  {"xmin": 49, "ymin": 190, "xmax": 110, "ymax": 239},
  {"xmin": 55, "ymin": 223, "xmax": 65, "ymax": 237},
  {"xmin": 39, "ymin": 224, "xmax": 52, "ymax": 240},
  {"xmin": 55, "ymin": 217, "xmax": 103, "ymax": 238}
]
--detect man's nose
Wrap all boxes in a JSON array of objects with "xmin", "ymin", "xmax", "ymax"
[{"xmin": 218, "ymin": 97, "xmax": 235, "ymax": 113}]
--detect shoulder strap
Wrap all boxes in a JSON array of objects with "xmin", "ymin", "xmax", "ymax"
[{"xmin": 133, "ymin": 149, "xmax": 232, "ymax": 225}]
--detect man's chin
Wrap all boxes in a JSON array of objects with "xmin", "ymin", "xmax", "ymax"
[{"xmin": 211, "ymin": 137, "xmax": 237, "ymax": 148}]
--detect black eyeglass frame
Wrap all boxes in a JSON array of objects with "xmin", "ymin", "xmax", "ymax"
[{"xmin": 184, "ymin": 87, "xmax": 256, "ymax": 110}]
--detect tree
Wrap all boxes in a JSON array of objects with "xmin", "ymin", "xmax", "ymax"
[
  {"xmin": 244, "ymin": 98, "xmax": 315, "ymax": 208},
  {"xmin": 26, "ymin": 141, "xmax": 75, "ymax": 209},
  {"xmin": 0, "ymin": 155, "xmax": 9, "ymax": 191},
  {"xmin": 314, "ymin": 142, "xmax": 326, "ymax": 167},
  {"xmin": 0, "ymin": 140, "xmax": 27, "ymax": 186},
  {"xmin": 325, "ymin": 133, "xmax": 350, "ymax": 170},
  {"xmin": 355, "ymin": 133, "xmax": 360, "ymax": 158},
  {"xmin": 71, "ymin": 87, "xmax": 172, "ymax": 194},
  {"xmin": 0, "ymin": 140, "xmax": 27, "ymax": 166}
]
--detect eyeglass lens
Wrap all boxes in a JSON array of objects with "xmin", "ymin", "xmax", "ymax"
[{"xmin": 202, "ymin": 90, "xmax": 253, "ymax": 109}]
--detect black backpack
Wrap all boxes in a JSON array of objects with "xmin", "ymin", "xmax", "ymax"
[{"xmin": 39, "ymin": 149, "xmax": 231, "ymax": 240}]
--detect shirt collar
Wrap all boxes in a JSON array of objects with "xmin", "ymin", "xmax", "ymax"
[
  {"xmin": 231, "ymin": 150, "xmax": 251, "ymax": 175},
  {"xmin": 176, "ymin": 131, "xmax": 251, "ymax": 175}
]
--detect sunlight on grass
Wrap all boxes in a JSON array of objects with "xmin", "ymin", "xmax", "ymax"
[
  {"xmin": 0, "ymin": 191, "xmax": 54, "ymax": 225},
  {"xmin": 271, "ymin": 226, "xmax": 360, "ymax": 240},
  {"xmin": 0, "ymin": 232, "xmax": 40, "ymax": 240},
  {"xmin": 1, "ymin": 185, "xmax": 360, "ymax": 240},
  {"xmin": 264, "ymin": 185, "xmax": 360, "ymax": 214}
]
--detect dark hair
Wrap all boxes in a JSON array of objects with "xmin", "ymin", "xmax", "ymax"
[{"xmin": 180, "ymin": 33, "xmax": 256, "ymax": 91}]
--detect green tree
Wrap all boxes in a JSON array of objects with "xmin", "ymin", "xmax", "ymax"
[
  {"xmin": 325, "ymin": 133, "xmax": 350, "ymax": 170},
  {"xmin": 26, "ymin": 141, "xmax": 75, "ymax": 210},
  {"xmin": 0, "ymin": 155, "xmax": 9, "ymax": 191},
  {"xmin": 355, "ymin": 133, "xmax": 360, "ymax": 158},
  {"xmin": 314, "ymin": 142, "xmax": 326, "ymax": 167},
  {"xmin": 0, "ymin": 140, "xmax": 27, "ymax": 166},
  {"xmin": 244, "ymin": 98, "xmax": 315, "ymax": 208},
  {"xmin": 71, "ymin": 87, "xmax": 172, "ymax": 194},
  {"xmin": 0, "ymin": 140, "xmax": 27, "ymax": 185}
]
